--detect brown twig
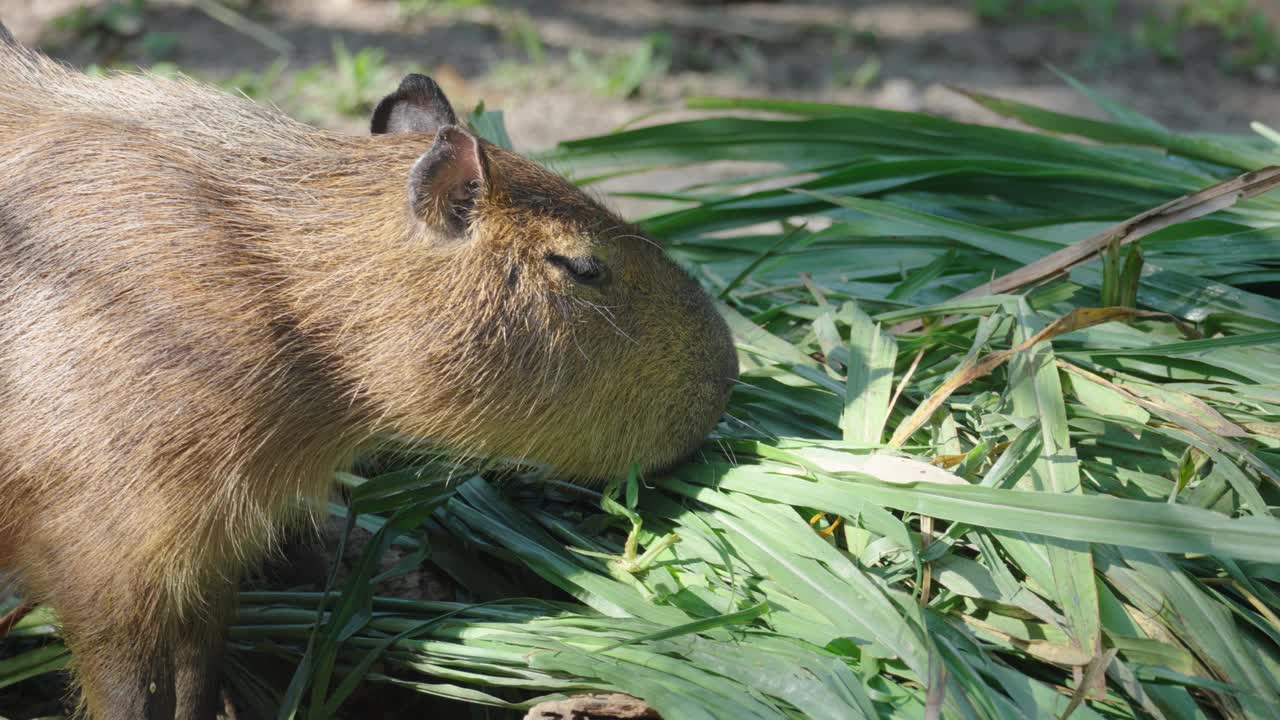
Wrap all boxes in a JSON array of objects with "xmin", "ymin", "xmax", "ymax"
[
  {"xmin": 887, "ymin": 347, "xmax": 925, "ymax": 425},
  {"xmin": 1060, "ymin": 648, "xmax": 1119, "ymax": 720},
  {"xmin": 892, "ymin": 166, "xmax": 1280, "ymax": 334},
  {"xmin": 889, "ymin": 307, "xmax": 1159, "ymax": 446},
  {"xmin": 0, "ymin": 599, "xmax": 34, "ymax": 637}
]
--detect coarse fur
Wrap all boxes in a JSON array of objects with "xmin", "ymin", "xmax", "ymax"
[{"xmin": 0, "ymin": 33, "xmax": 737, "ymax": 720}]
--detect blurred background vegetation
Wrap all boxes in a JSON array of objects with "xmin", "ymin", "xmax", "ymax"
[{"xmin": 1, "ymin": 0, "xmax": 1277, "ymax": 148}]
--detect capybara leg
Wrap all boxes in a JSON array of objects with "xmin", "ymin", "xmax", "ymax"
[
  {"xmin": 27, "ymin": 530, "xmax": 182, "ymax": 718},
  {"xmin": 64, "ymin": 620, "xmax": 177, "ymax": 720},
  {"xmin": 174, "ymin": 584, "xmax": 236, "ymax": 720}
]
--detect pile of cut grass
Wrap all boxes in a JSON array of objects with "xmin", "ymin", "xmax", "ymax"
[{"xmin": 4, "ymin": 83, "xmax": 1280, "ymax": 719}]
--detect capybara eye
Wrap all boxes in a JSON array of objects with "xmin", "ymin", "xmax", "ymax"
[{"xmin": 546, "ymin": 253, "xmax": 610, "ymax": 287}]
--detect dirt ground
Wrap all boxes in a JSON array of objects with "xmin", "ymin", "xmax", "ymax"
[{"xmin": 1, "ymin": 0, "xmax": 1277, "ymax": 149}]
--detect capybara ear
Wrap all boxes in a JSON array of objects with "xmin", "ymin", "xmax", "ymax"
[
  {"xmin": 407, "ymin": 125, "xmax": 486, "ymax": 235},
  {"xmin": 371, "ymin": 74, "xmax": 459, "ymax": 135}
]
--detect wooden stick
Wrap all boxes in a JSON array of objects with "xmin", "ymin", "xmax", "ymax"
[
  {"xmin": 892, "ymin": 166, "xmax": 1280, "ymax": 334},
  {"xmin": 0, "ymin": 599, "xmax": 33, "ymax": 637}
]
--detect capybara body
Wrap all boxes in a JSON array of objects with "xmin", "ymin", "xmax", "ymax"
[{"xmin": 0, "ymin": 31, "xmax": 737, "ymax": 719}]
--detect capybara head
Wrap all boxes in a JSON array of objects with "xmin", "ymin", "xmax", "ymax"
[{"xmin": 302, "ymin": 75, "xmax": 738, "ymax": 480}]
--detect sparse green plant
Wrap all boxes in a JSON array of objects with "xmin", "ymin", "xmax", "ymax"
[
  {"xmin": 397, "ymin": 0, "xmax": 490, "ymax": 24},
  {"xmin": 972, "ymin": 0, "xmax": 1119, "ymax": 29},
  {"xmin": 138, "ymin": 31, "xmax": 177, "ymax": 60},
  {"xmin": 52, "ymin": 0, "xmax": 146, "ymax": 58},
  {"xmin": 1176, "ymin": 0, "xmax": 1280, "ymax": 67},
  {"xmin": 53, "ymin": 0, "xmax": 145, "ymax": 45},
  {"xmin": 52, "ymin": 0, "xmax": 179, "ymax": 62},
  {"xmin": 498, "ymin": 9, "xmax": 546, "ymax": 66},
  {"xmin": 143, "ymin": 61, "xmax": 183, "ymax": 79},
  {"xmin": 974, "ymin": 0, "xmax": 1015, "ymax": 22},
  {"xmin": 974, "ymin": 0, "xmax": 1280, "ymax": 71},
  {"xmin": 832, "ymin": 19, "xmax": 879, "ymax": 54},
  {"xmin": 1240, "ymin": 12, "xmax": 1280, "ymax": 66},
  {"xmin": 1134, "ymin": 8, "xmax": 1188, "ymax": 62},
  {"xmin": 221, "ymin": 59, "xmax": 289, "ymax": 102},
  {"xmin": 853, "ymin": 56, "xmax": 881, "ymax": 90},
  {"xmin": 1185, "ymin": 0, "xmax": 1254, "ymax": 34},
  {"xmin": 835, "ymin": 55, "xmax": 882, "ymax": 90},
  {"xmin": 724, "ymin": 36, "xmax": 769, "ymax": 88},
  {"xmin": 568, "ymin": 33, "xmax": 671, "ymax": 99},
  {"xmin": 1024, "ymin": 0, "xmax": 1118, "ymax": 28},
  {"xmin": 1228, "ymin": 8, "xmax": 1280, "ymax": 67},
  {"xmin": 482, "ymin": 58, "xmax": 547, "ymax": 92},
  {"xmin": 329, "ymin": 39, "xmax": 396, "ymax": 117},
  {"xmin": 283, "ymin": 42, "xmax": 419, "ymax": 125}
]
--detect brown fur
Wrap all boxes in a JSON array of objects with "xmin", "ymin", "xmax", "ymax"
[{"xmin": 0, "ymin": 38, "xmax": 736, "ymax": 720}]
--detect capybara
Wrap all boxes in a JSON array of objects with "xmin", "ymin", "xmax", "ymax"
[{"xmin": 0, "ymin": 28, "xmax": 737, "ymax": 719}]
